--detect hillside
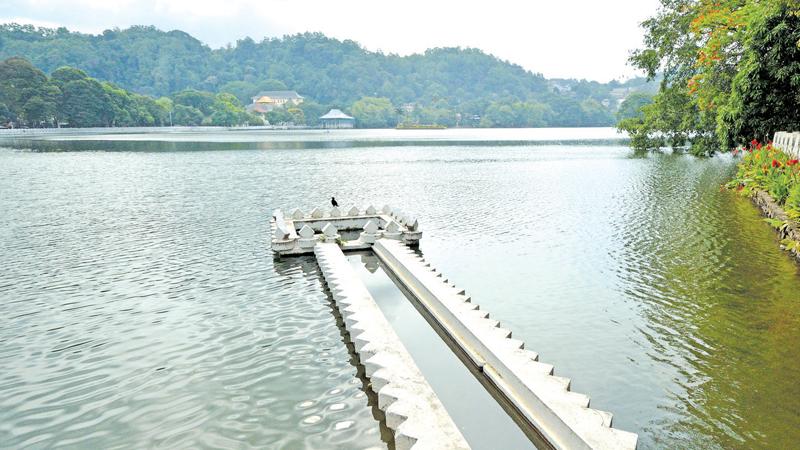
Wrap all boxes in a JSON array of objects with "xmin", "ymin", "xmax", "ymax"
[{"xmin": 0, "ymin": 23, "xmax": 655, "ymax": 127}]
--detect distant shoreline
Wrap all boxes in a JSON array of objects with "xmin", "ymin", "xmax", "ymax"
[{"xmin": 0, "ymin": 125, "xmax": 625, "ymax": 138}]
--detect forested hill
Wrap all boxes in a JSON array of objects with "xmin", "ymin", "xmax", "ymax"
[{"xmin": 0, "ymin": 23, "xmax": 654, "ymax": 127}]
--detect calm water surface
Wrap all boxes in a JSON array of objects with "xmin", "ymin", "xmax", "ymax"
[{"xmin": 1, "ymin": 128, "xmax": 798, "ymax": 449}]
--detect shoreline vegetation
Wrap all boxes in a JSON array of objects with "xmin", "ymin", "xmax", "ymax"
[
  {"xmin": 0, "ymin": 23, "xmax": 657, "ymax": 131},
  {"xmin": 623, "ymin": 0, "xmax": 800, "ymax": 258},
  {"xmin": 618, "ymin": 1, "xmax": 800, "ymax": 156},
  {"xmin": 728, "ymin": 139, "xmax": 800, "ymax": 261}
]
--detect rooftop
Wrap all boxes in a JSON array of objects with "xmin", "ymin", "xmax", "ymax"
[
  {"xmin": 319, "ymin": 109, "xmax": 354, "ymax": 120},
  {"xmin": 253, "ymin": 90, "xmax": 304, "ymax": 100}
]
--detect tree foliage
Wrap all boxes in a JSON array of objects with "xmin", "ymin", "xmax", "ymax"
[
  {"xmin": 623, "ymin": 0, "xmax": 800, "ymax": 154},
  {"xmin": 718, "ymin": 6, "xmax": 800, "ymax": 147},
  {"xmin": 0, "ymin": 57, "xmax": 262, "ymax": 127},
  {"xmin": 351, "ymin": 97, "xmax": 398, "ymax": 128},
  {"xmin": 0, "ymin": 24, "xmax": 658, "ymax": 128}
]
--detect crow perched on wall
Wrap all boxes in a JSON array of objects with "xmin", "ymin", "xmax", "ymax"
[{"xmin": 331, "ymin": 197, "xmax": 339, "ymax": 207}]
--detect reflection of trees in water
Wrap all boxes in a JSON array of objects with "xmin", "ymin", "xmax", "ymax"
[{"xmin": 612, "ymin": 154, "xmax": 800, "ymax": 448}]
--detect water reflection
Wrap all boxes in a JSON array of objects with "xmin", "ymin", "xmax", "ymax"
[
  {"xmin": 0, "ymin": 131, "xmax": 798, "ymax": 449},
  {"xmin": 348, "ymin": 252, "xmax": 536, "ymax": 450}
]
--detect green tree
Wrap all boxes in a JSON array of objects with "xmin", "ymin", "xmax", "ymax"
[
  {"xmin": 0, "ymin": 102, "xmax": 11, "ymax": 124},
  {"xmin": 172, "ymin": 89, "xmax": 217, "ymax": 115},
  {"xmin": 51, "ymin": 66, "xmax": 90, "ymax": 86},
  {"xmin": 209, "ymin": 92, "xmax": 247, "ymax": 126},
  {"xmin": 287, "ymin": 107, "xmax": 305, "ymax": 125},
  {"xmin": 220, "ymin": 80, "xmax": 257, "ymax": 104},
  {"xmin": 266, "ymin": 107, "xmax": 292, "ymax": 125},
  {"xmin": 718, "ymin": 5, "xmax": 800, "ymax": 148},
  {"xmin": 173, "ymin": 104, "xmax": 203, "ymax": 125},
  {"xmin": 580, "ymin": 99, "xmax": 614, "ymax": 126},
  {"xmin": 0, "ymin": 57, "xmax": 49, "ymax": 125},
  {"xmin": 155, "ymin": 97, "xmax": 174, "ymax": 125},
  {"xmin": 298, "ymin": 100, "xmax": 328, "ymax": 126},
  {"xmin": 22, "ymin": 96, "xmax": 56, "ymax": 126},
  {"xmin": 623, "ymin": 0, "xmax": 798, "ymax": 154},
  {"xmin": 351, "ymin": 97, "xmax": 397, "ymax": 128},
  {"xmin": 616, "ymin": 92, "xmax": 653, "ymax": 121},
  {"xmin": 60, "ymin": 78, "xmax": 113, "ymax": 126},
  {"xmin": 257, "ymin": 79, "xmax": 288, "ymax": 92},
  {"xmin": 0, "ymin": 25, "xmax": 649, "ymax": 126}
]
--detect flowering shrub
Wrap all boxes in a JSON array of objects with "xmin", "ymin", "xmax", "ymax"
[{"xmin": 728, "ymin": 139, "xmax": 800, "ymax": 220}]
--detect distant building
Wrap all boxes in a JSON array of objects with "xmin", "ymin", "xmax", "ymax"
[
  {"xmin": 319, "ymin": 109, "xmax": 355, "ymax": 129},
  {"xmin": 248, "ymin": 91, "xmax": 304, "ymax": 114}
]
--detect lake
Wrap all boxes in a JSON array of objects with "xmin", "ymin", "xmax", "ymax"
[{"xmin": 1, "ymin": 128, "xmax": 798, "ymax": 449}]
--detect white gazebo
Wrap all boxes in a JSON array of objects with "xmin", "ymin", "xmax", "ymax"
[{"xmin": 319, "ymin": 109, "xmax": 355, "ymax": 129}]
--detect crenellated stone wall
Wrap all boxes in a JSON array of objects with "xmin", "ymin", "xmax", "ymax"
[
  {"xmin": 314, "ymin": 243, "xmax": 469, "ymax": 450},
  {"xmin": 372, "ymin": 239, "xmax": 638, "ymax": 450},
  {"xmin": 271, "ymin": 205, "xmax": 422, "ymax": 255}
]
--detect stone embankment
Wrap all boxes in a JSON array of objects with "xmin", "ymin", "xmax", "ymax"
[{"xmin": 752, "ymin": 190, "xmax": 800, "ymax": 262}]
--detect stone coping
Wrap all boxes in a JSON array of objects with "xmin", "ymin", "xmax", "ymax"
[
  {"xmin": 271, "ymin": 205, "xmax": 422, "ymax": 255},
  {"xmin": 314, "ymin": 243, "xmax": 468, "ymax": 450},
  {"xmin": 373, "ymin": 239, "xmax": 638, "ymax": 450}
]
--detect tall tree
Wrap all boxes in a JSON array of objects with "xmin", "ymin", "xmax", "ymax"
[
  {"xmin": 0, "ymin": 57, "xmax": 49, "ymax": 125},
  {"xmin": 351, "ymin": 97, "xmax": 398, "ymax": 128},
  {"xmin": 60, "ymin": 78, "xmax": 113, "ymax": 127},
  {"xmin": 718, "ymin": 5, "xmax": 800, "ymax": 147},
  {"xmin": 623, "ymin": 0, "xmax": 800, "ymax": 154}
]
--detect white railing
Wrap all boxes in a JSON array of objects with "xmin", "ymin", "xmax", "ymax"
[{"xmin": 773, "ymin": 131, "xmax": 800, "ymax": 158}]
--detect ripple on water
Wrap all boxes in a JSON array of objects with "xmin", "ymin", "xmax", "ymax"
[
  {"xmin": 1, "ymin": 140, "xmax": 800, "ymax": 449},
  {"xmin": 0, "ymin": 150, "xmax": 388, "ymax": 449}
]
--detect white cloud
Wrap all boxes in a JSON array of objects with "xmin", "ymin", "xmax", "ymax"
[{"xmin": 0, "ymin": 0, "xmax": 660, "ymax": 81}]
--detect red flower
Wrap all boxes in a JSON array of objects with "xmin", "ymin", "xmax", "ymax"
[
  {"xmin": 788, "ymin": 159, "xmax": 799, "ymax": 166},
  {"xmin": 751, "ymin": 139, "xmax": 759, "ymax": 147},
  {"xmin": 772, "ymin": 159, "xmax": 782, "ymax": 168}
]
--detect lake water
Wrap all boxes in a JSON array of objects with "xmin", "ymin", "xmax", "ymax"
[{"xmin": 1, "ymin": 128, "xmax": 798, "ymax": 449}]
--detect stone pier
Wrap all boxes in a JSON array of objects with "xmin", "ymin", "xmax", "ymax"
[
  {"xmin": 373, "ymin": 239, "xmax": 637, "ymax": 450},
  {"xmin": 315, "ymin": 243, "xmax": 468, "ymax": 449},
  {"xmin": 270, "ymin": 205, "xmax": 638, "ymax": 449}
]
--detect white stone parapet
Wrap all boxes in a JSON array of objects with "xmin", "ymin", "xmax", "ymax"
[
  {"xmin": 773, "ymin": 131, "xmax": 800, "ymax": 158},
  {"xmin": 314, "ymin": 243, "xmax": 469, "ymax": 450},
  {"xmin": 372, "ymin": 239, "xmax": 638, "ymax": 450},
  {"xmin": 270, "ymin": 205, "xmax": 422, "ymax": 255}
]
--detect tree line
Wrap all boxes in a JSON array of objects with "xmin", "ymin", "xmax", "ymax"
[
  {"xmin": 0, "ymin": 24, "xmax": 657, "ymax": 128},
  {"xmin": 0, "ymin": 57, "xmax": 263, "ymax": 128},
  {"xmin": 619, "ymin": 0, "xmax": 800, "ymax": 154}
]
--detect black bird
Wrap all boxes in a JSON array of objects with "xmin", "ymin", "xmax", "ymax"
[{"xmin": 331, "ymin": 197, "xmax": 339, "ymax": 208}]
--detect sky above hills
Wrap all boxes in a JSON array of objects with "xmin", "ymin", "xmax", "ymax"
[{"xmin": 1, "ymin": 0, "xmax": 660, "ymax": 82}]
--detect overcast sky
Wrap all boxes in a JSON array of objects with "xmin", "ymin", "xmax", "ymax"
[{"xmin": 1, "ymin": 0, "xmax": 661, "ymax": 82}]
